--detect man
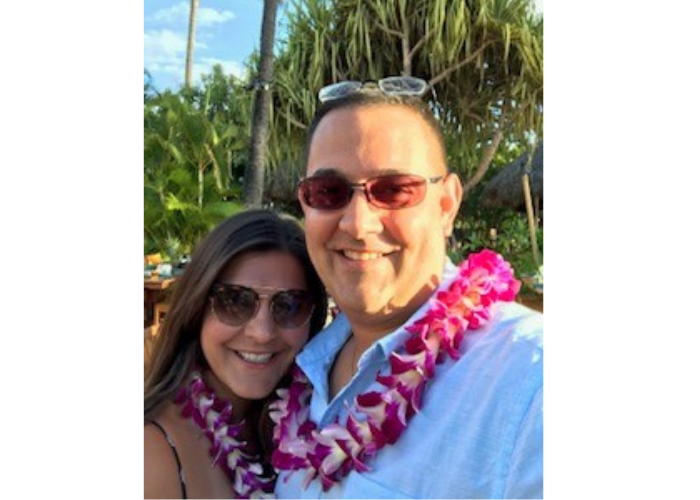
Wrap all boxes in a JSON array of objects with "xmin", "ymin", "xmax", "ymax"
[{"xmin": 273, "ymin": 78, "xmax": 543, "ymax": 499}]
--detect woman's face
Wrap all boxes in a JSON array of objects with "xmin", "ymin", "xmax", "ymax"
[{"xmin": 200, "ymin": 250, "xmax": 312, "ymax": 403}]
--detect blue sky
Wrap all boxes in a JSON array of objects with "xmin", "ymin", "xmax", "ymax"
[
  {"xmin": 144, "ymin": 0, "xmax": 543, "ymax": 92},
  {"xmin": 144, "ymin": 0, "xmax": 265, "ymax": 92}
]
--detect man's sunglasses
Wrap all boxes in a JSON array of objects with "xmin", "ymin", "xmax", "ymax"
[
  {"xmin": 297, "ymin": 174, "xmax": 444, "ymax": 211},
  {"xmin": 318, "ymin": 76, "xmax": 428, "ymax": 103},
  {"xmin": 209, "ymin": 283, "xmax": 316, "ymax": 329}
]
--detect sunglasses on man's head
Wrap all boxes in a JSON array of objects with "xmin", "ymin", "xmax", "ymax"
[
  {"xmin": 297, "ymin": 173, "xmax": 444, "ymax": 211},
  {"xmin": 209, "ymin": 283, "xmax": 316, "ymax": 329},
  {"xmin": 318, "ymin": 76, "xmax": 429, "ymax": 103}
]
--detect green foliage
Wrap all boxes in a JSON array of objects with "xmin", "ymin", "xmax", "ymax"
[
  {"xmin": 144, "ymin": 66, "xmax": 251, "ymax": 257},
  {"xmin": 449, "ymin": 210, "xmax": 542, "ymax": 279},
  {"xmin": 144, "ymin": 4, "xmax": 545, "ymax": 273},
  {"xmin": 443, "ymin": 137, "xmax": 542, "ymax": 278},
  {"xmin": 270, "ymin": 0, "xmax": 543, "ymax": 189},
  {"xmin": 449, "ymin": 173, "xmax": 543, "ymax": 279}
]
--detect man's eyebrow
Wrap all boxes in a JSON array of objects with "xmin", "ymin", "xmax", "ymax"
[
  {"xmin": 310, "ymin": 167, "xmax": 408, "ymax": 177},
  {"xmin": 375, "ymin": 168, "xmax": 404, "ymax": 176},
  {"xmin": 309, "ymin": 168, "xmax": 342, "ymax": 177}
]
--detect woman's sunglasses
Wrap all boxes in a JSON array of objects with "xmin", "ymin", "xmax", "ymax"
[
  {"xmin": 209, "ymin": 283, "xmax": 316, "ymax": 329},
  {"xmin": 297, "ymin": 173, "xmax": 444, "ymax": 211}
]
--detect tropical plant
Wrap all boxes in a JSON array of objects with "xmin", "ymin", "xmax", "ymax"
[
  {"xmin": 267, "ymin": 0, "xmax": 543, "ymax": 201},
  {"xmin": 144, "ymin": 69, "xmax": 251, "ymax": 257},
  {"xmin": 450, "ymin": 150, "xmax": 543, "ymax": 279},
  {"xmin": 144, "ymin": 1, "xmax": 545, "ymax": 269}
]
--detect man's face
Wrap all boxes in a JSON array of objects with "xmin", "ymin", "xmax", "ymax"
[{"xmin": 300, "ymin": 104, "xmax": 462, "ymax": 333}]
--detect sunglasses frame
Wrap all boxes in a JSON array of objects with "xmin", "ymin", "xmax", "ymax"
[
  {"xmin": 318, "ymin": 76, "xmax": 429, "ymax": 103},
  {"xmin": 209, "ymin": 283, "xmax": 316, "ymax": 329},
  {"xmin": 298, "ymin": 173, "xmax": 444, "ymax": 211}
]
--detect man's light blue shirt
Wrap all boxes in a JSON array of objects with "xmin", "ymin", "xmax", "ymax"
[{"xmin": 275, "ymin": 261, "xmax": 543, "ymax": 499}]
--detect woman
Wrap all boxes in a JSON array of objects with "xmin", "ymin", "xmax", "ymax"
[{"xmin": 144, "ymin": 210, "xmax": 327, "ymax": 499}]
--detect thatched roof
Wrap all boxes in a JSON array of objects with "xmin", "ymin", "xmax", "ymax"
[{"xmin": 480, "ymin": 142, "xmax": 543, "ymax": 210}]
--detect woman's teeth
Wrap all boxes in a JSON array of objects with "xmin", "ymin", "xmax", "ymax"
[
  {"xmin": 343, "ymin": 250, "xmax": 382, "ymax": 261},
  {"xmin": 236, "ymin": 351, "xmax": 273, "ymax": 364}
]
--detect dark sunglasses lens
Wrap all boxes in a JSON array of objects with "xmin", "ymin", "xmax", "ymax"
[
  {"xmin": 300, "ymin": 177, "xmax": 350, "ymax": 210},
  {"xmin": 271, "ymin": 291, "xmax": 315, "ymax": 328},
  {"xmin": 368, "ymin": 175, "xmax": 427, "ymax": 208},
  {"xmin": 212, "ymin": 286, "xmax": 257, "ymax": 325}
]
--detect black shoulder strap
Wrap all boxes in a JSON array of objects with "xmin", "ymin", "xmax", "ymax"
[{"xmin": 149, "ymin": 420, "xmax": 188, "ymax": 499}]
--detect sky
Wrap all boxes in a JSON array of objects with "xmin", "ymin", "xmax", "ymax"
[
  {"xmin": 145, "ymin": 0, "xmax": 543, "ymax": 93},
  {"xmin": 144, "ymin": 0, "xmax": 266, "ymax": 92}
]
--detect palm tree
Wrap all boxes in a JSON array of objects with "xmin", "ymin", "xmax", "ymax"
[
  {"xmin": 242, "ymin": 0, "xmax": 279, "ymax": 208},
  {"xmin": 184, "ymin": 0, "xmax": 200, "ymax": 88},
  {"xmin": 270, "ymin": 0, "xmax": 543, "ymax": 197}
]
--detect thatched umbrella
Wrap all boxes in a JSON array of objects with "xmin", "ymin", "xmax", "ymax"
[
  {"xmin": 480, "ymin": 142, "xmax": 543, "ymax": 269},
  {"xmin": 480, "ymin": 142, "xmax": 543, "ymax": 210}
]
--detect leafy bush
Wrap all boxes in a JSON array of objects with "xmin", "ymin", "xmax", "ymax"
[
  {"xmin": 144, "ymin": 66, "xmax": 251, "ymax": 258},
  {"xmin": 450, "ymin": 198, "xmax": 543, "ymax": 280}
]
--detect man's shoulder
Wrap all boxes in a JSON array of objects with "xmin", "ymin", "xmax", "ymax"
[
  {"xmin": 493, "ymin": 301, "xmax": 544, "ymax": 351},
  {"xmin": 455, "ymin": 300, "xmax": 543, "ymax": 360},
  {"xmin": 444, "ymin": 301, "xmax": 543, "ymax": 399}
]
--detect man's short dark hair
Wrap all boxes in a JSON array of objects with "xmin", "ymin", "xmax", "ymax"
[{"xmin": 304, "ymin": 90, "xmax": 447, "ymax": 170}]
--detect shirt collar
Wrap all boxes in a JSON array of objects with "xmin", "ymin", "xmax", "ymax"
[{"xmin": 298, "ymin": 258, "xmax": 459, "ymax": 367}]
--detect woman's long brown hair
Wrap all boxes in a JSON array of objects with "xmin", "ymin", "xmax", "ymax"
[{"xmin": 144, "ymin": 209, "xmax": 327, "ymax": 422}]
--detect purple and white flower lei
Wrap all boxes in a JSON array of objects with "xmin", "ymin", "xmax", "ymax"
[
  {"xmin": 270, "ymin": 250, "xmax": 521, "ymax": 491},
  {"xmin": 174, "ymin": 370, "xmax": 275, "ymax": 499}
]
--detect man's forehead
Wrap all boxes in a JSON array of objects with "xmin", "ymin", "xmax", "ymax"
[
  {"xmin": 311, "ymin": 105, "xmax": 439, "ymax": 151},
  {"xmin": 308, "ymin": 105, "xmax": 444, "ymax": 170},
  {"xmin": 317, "ymin": 103, "xmax": 425, "ymax": 127}
]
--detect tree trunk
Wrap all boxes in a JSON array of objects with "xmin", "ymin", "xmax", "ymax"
[
  {"xmin": 184, "ymin": 0, "xmax": 200, "ymax": 88},
  {"xmin": 243, "ymin": 0, "xmax": 278, "ymax": 208},
  {"xmin": 462, "ymin": 129, "xmax": 503, "ymax": 195},
  {"xmin": 198, "ymin": 166, "xmax": 204, "ymax": 209},
  {"xmin": 522, "ymin": 173, "xmax": 541, "ymax": 268}
]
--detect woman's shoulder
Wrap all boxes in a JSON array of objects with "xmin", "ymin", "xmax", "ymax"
[{"xmin": 145, "ymin": 411, "xmax": 186, "ymax": 499}]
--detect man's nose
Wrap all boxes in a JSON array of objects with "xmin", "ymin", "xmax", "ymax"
[{"xmin": 337, "ymin": 188, "xmax": 383, "ymax": 239}]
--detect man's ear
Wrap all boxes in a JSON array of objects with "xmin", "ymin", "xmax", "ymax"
[
  {"xmin": 297, "ymin": 187, "xmax": 308, "ymax": 215},
  {"xmin": 439, "ymin": 173, "xmax": 463, "ymax": 237}
]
